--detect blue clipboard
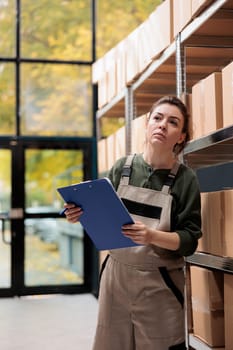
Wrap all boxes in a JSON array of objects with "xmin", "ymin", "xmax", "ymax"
[{"xmin": 57, "ymin": 178, "xmax": 138, "ymax": 250}]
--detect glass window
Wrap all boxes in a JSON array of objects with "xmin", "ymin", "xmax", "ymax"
[
  {"xmin": 21, "ymin": 0, "xmax": 92, "ymax": 61},
  {"xmin": 25, "ymin": 217, "xmax": 84, "ymax": 286},
  {"xmin": 25, "ymin": 149, "xmax": 83, "ymax": 208},
  {"xmin": 0, "ymin": 150, "xmax": 11, "ymax": 288},
  {"xmin": 0, "ymin": 0, "xmax": 15, "ymax": 57},
  {"xmin": 20, "ymin": 64, "xmax": 93, "ymax": 136},
  {"xmin": 0, "ymin": 63, "xmax": 16, "ymax": 135},
  {"xmin": 25, "ymin": 149, "xmax": 84, "ymax": 286}
]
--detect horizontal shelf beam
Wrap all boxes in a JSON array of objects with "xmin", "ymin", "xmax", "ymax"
[
  {"xmin": 184, "ymin": 125, "xmax": 233, "ymax": 154},
  {"xmin": 96, "ymin": 88, "xmax": 126, "ymax": 119},
  {"xmin": 186, "ymin": 252, "xmax": 233, "ymax": 274},
  {"xmin": 133, "ymin": 43, "xmax": 176, "ymax": 91},
  {"xmin": 196, "ymin": 162, "xmax": 233, "ymax": 192}
]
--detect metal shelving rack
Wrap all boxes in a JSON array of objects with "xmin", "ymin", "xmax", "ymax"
[{"xmin": 95, "ymin": 1, "xmax": 233, "ymax": 348}]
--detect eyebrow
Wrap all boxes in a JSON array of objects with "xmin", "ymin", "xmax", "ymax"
[{"xmin": 154, "ymin": 112, "xmax": 182, "ymax": 121}]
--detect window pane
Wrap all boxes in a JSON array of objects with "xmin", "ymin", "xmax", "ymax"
[
  {"xmin": 0, "ymin": 0, "xmax": 15, "ymax": 57},
  {"xmin": 25, "ymin": 149, "xmax": 83, "ymax": 208},
  {"xmin": 0, "ymin": 150, "xmax": 11, "ymax": 288},
  {"xmin": 25, "ymin": 218, "xmax": 84, "ymax": 286},
  {"xmin": 25, "ymin": 149, "xmax": 84, "ymax": 286},
  {"xmin": 21, "ymin": 0, "xmax": 92, "ymax": 61},
  {"xmin": 0, "ymin": 63, "xmax": 16, "ymax": 135},
  {"xmin": 20, "ymin": 64, "xmax": 93, "ymax": 136}
]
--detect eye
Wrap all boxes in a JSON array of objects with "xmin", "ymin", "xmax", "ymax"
[
  {"xmin": 152, "ymin": 114, "xmax": 162, "ymax": 121},
  {"xmin": 169, "ymin": 118, "xmax": 179, "ymax": 127}
]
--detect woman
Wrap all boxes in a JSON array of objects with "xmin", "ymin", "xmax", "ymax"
[{"xmin": 64, "ymin": 96, "xmax": 202, "ymax": 350}]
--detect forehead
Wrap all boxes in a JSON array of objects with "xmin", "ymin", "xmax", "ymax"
[{"xmin": 151, "ymin": 103, "xmax": 183, "ymax": 119}]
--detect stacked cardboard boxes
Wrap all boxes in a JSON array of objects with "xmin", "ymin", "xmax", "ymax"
[
  {"xmin": 131, "ymin": 114, "xmax": 147, "ymax": 154},
  {"xmin": 195, "ymin": 189, "xmax": 233, "ymax": 348},
  {"xmin": 97, "ymin": 138, "xmax": 108, "ymax": 175},
  {"xmin": 222, "ymin": 60, "xmax": 233, "ymax": 127},
  {"xmin": 224, "ymin": 274, "xmax": 233, "ymax": 349},
  {"xmin": 191, "ymin": 0, "xmax": 214, "ymax": 17},
  {"xmin": 198, "ymin": 191, "xmax": 224, "ymax": 256},
  {"xmin": 93, "ymin": 0, "xmax": 174, "ymax": 109},
  {"xmin": 190, "ymin": 266, "xmax": 225, "ymax": 347},
  {"xmin": 93, "ymin": 0, "xmax": 219, "ymax": 110},
  {"xmin": 191, "ymin": 72, "xmax": 223, "ymax": 139}
]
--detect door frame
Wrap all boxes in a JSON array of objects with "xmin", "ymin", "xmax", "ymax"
[{"xmin": 0, "ymin": 136, "xmax": 99, "ymax": 297}]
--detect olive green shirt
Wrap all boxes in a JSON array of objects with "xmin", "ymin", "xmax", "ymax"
[{"xmin": 108, "ymin": 153, "xmax": 202, "ymax": 257}]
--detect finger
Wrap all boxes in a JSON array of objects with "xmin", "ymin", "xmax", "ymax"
[{"xmin": 64, "ymin": 203, "xmax": 76, "ymax": 209}]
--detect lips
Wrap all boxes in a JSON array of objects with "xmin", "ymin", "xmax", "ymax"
[{"xmin": 153, "ymin": 132, "xmax": 166, "ymax": 140}]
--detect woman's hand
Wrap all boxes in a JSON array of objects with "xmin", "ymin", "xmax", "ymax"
[
  {"xmin": 63, "ymin": 203, "xmax": 83, "ymax": 223},
  {"xmin": 122, "ymin": 221, "xmax": 153, "ymax": 245},
  {"xmin": 123, "ymin": 221, "xmax": 181, "ymax": 251}
]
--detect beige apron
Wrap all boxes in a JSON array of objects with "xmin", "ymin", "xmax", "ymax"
[{"xmin": 93, "ymin": 155, "xmax": 186, "ymax": 350}]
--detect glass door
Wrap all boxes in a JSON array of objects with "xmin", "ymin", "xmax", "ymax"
[
  {"xmin": 0, "ymin": 139, "xmax": 98, "ymax": 297},
  {"xmin": 0, "ymin": 149, "xmax": 11, "ymax": 290}
]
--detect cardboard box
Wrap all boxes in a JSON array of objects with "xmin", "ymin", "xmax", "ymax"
[
  {"xmin": 198, "ymin": 191, "xmax": 224, "ymax": 256},
  {"xmin": 92, "ymin": 57, "xmax": 105, "ymax": 84},
  {"xmin": 106, "ymin": 133, "xmax": 116, "ymax": 171},
  {"xmin": 97, "ymin": 138, "xmax": 108, "ymax": 175},
  {"xmin": 115, "ymin": 40, "xmax": 127, "ymax": 94},
  {"xmin": 191, "ymin": 0, "xmax": 214, "ymax": 18},
  {"xmin": 137, "ymin": 20, "xmax": 153, "ymax": 73},
  {"xmin": 131, "ymin": 114, "xmax": 147, "ymax": 154},
  {"xmin": 222, "ymin": 190, "xmax": 233, "ymax": 258},
  {"xmin": 222, "ymin": 60, "xmax": 233, "ymax": 127},
  {"xmin": 125, "ymin": 29, "xmax": 140, "ymax": 84},
  {"xmin": 180, "ymin": 93, "xmax": 193, "ymax": 140},
  {"xmin": 148, "ymin": 0, "xmax": 173, "ymax": 59},
  {"xmin": 115, "ymin": 126, "xmax": 126, "ymax": 160},
  {"xmin": 105, "ymin": 48, "xmax": 117, "ymax": 102},
  {"xmin": 190, "ymin": 266, "xmax": 225, "ymax": 347},
  {"xmin": 191, "ymin": 80, "xmax": 203, "ymax": 139},
  {"xmin": 173, "ymin": 0, "xmax": 192, "ymax": 38},
  {"xmin": 202, "ymin": 72, "xmax": 223, "ymax": 135},
  {"xmin": 191, "ymin": 72, "xmax": 223, "ymax": 138},
  {"xmin": 224, "ymin": 274, "xmax": 233, "ymax": 350},
  {"xmin": 92, "ymin": 56, "xmax": 108, "ymax": 109},
  {"xmin": 97, "ymin": 74, "xmax": 108, "ymax": 109},
  {"xmin": 93, "ymin": 48, "xmax": 117, "ymax": 106}
]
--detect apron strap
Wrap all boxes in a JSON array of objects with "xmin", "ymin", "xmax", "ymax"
[
  {"xmin": 120, "ymin": 155, "xmax": 180, "ymax": 192},
  {"xmin": 119, "ymin": 154, "xmax": 135, "ymax": 186},
  {"xmin": 161, "ymin": 161, "xmax": 181, "ymax": 194}
]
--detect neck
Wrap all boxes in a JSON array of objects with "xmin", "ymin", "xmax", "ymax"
[{"xmin": 143, "ymin": 149, "xmax": 176, "ymax": 170}]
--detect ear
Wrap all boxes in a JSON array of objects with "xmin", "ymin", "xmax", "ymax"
[{"xmin": 177, "ymin": 132, "xmax": 186, "ymax": 144}]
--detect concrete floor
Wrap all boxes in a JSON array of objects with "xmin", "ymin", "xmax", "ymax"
[{"xmin": 0, "ymin": 293, "xmax": 98, "ymax": 350}]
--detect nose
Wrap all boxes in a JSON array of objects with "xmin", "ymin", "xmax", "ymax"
[{"xmin": 159, "ymin": 118, "xmax": 167, "ymax": 130}]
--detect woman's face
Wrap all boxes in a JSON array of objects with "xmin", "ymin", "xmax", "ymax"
[{"xmin": 146, "ymin": 103, "xmax": 186, "ymax": 153}]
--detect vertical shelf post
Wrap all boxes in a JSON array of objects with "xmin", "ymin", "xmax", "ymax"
[
  {"xmin": 125, "ymin": 86, "xmax": 134, "ymax": 155},
  {"xmin": 176, "ymin": 33, "xmax": 186, "ymax": 98},
  {"xmin": 176, "ymin": 33, "xmax": 191, "ymax": 348}
]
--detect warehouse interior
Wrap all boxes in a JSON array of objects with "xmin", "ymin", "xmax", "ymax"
[{"xmin": 0, "ymin": 0, "xmax": 233, "ymax": 349}]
